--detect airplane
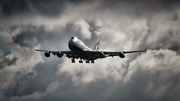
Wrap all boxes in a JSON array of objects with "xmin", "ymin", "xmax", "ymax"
[{"xmin": 36, "ymin": 37, "xmax": 146, "ymax": 63}]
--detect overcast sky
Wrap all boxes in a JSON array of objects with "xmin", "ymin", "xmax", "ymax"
[{"xmin": 0, "ymin": 0, "xmax": 180, "ymax": 101}]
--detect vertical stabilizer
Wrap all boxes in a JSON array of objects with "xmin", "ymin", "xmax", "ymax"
[{"xmin": 93, "ymin": 38, "xmax": 100, "ymax": 51}]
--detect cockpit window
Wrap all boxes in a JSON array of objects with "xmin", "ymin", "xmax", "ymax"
[{"xmin": 71, "ymin": 37, "xmax": 74, "ymax": 39}]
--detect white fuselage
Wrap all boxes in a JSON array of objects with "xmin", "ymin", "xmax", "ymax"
[
  {"xmin": 68, "ymin": 37, "xmax": 91, "ymax": 51},
  {"xmin": 68, "ymin": 37, "xmax": 92, "ymax": 59}
]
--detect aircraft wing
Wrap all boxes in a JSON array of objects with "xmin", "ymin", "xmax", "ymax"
[
  {"xmin": 35, "ymin": 49, "xmax": 70, "ymax": 54},
  {"xmin": 85, "ymin": 49, "xmax": 146, "ymax": 59},
  {"xmin": 35, "ymin": 49, "xmax": 79, "ymax": 58}
]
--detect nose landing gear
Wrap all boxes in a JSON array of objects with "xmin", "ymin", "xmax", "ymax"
[{"xmin": 71, "ymin": 58, "xmax": 75, "ymax": 63}]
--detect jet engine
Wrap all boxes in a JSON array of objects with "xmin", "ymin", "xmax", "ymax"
[
  {"xmin": 119, "ymin": 52, "xmax": 125, "ymax": 58},
  {"xmin": 44, "ymin": 52, "xmax": 50, "ymax": 57},
  {"xmin": 57, "ymin": 52, "xmax": 63, "ymax": 58}
]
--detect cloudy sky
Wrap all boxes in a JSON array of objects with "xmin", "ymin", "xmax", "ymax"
[{"xmin": 0, "ymin": 0, "xmax": 180, "ymax": 101}]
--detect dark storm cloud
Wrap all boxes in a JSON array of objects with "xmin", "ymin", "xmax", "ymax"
[
  {"xmin": 12, "ymin": 25, "xmax": 50, "ymax": 48},
  {"xmin": 99, "ymin": 0, "xmax": 180, "ymax": 7},
  {"xmin": 1, "ymin": 0, "xmax": 179, "ymax": 20},
  {"xmin": 0, "ymin": 0, "xmax": 90, "ymax": 18},
  {"xmin": 0, "ymin": 91, "xmax": 8, "ymax": 101},
  {"xmin": 4, "ymin": 72, "xmax": 34, "ymax": 97},
  {"xmin": 0, "ymin": 36, "xmax": 11, "ymax": 55},
  {"xmin": 0, "ymin": 57, "xmax": 18, "ymax": 69},
  {"xmin": 0, "ymin": 0, "xmax": 65, "ymax": 17},
  {"xmin": 17, "ymin": 59, "xmax": 64, "ymax": 97},
  {"xmin": 11, "ymin": 24, "xmax": 91, "ymax": 49}
]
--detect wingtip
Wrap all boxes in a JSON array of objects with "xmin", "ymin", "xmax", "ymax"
[{"xmin": 144, "ymin": 48, "xmax": 147, "ymax": 52}]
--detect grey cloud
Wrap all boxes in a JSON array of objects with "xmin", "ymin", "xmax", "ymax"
[
  {"xmin": 3, "ymin": 72, "xmax": 34, "ymax": 97},
  {"xmin": 127, "ymin": 50, "xmax": 180, "ymax": 101},
  {"xmin": 18, "ymin": 59, "xmax": 64, "ymax": 97},
  {"xmin": 11, "ymin": 20, "xmax": 96, "ymax": 50},
  {"xmin": 0, "ymin": 0, "xmax": 90, "ymax": 18},
  {"xmin": 0, "ymin": 25, "xmax": 43, "ymax": 95},
  {"xmin": 0, "ymin": 36, "xmax": 11, "ymax": 56},
  {"xmin": 98, "ymin": 0, "xmax": 180, "ymax": 10},
  {"xmin": 0, "ymin": 0, "xmax": 65, "ymax": 17},
  {"xmin": 0, "ymin": 57, "xmax": 18, "ymax": 68},
  {"xmin": 0, "ymin": 49, "xmax": 4, "ymax": 57},
  {"xmin": 138, "ymin": 13, "xmax": 180, "ymax": 53},
  {"xmin": 9, "ymin": 50, "xmax": 180, "ymax": 101},
  {"xmin": 0, "ymin": 91, "xmax": 8, "ymax": 101}
]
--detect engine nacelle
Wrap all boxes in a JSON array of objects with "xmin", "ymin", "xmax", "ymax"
[
  {"xmin": 44, "ymin": 52, "xmax": 50, "ymax": 57},
  {"xmin": 57, "ymin": 52, "xmax": 63, "ymax": 58},
  {"xmin": 119, "ymin": 52, "xmax": 125, "ymax": 58}
]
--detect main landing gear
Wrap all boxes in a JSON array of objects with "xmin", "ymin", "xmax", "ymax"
[
  {"xmin": 79, "ymin": 59, "xmax": 83, "ymax": 63},
  {"xmin": 71, "ymin": 58, "xmax": 95, "ymax": 64},
  {"xmin": 86, "ymin": 60, "xmax": 94, "ymax": 63},
  {"xmin": 84, "ymin": 60, "xmax": 95, "ymax": 64},
  {"xmin": 86, "ymin": 60, "xmax": 89, "ymax": 63}
]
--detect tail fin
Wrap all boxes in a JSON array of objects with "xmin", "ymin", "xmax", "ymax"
[{"xmin": 93, "ymin": 38, "xmax": 100, "ymax": 51}]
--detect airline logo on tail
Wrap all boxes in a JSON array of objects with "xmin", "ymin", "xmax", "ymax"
[{"xmin": 93, "ymin": 38, "xmax": 100, "ymax": 51}]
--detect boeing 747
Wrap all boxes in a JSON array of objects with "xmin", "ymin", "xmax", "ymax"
[{"xmin": 36, "ymin": 37, "xmax": 146, "ymax": 63}]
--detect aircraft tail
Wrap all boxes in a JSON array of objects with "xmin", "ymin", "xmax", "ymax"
[{"xmin": 93, "ymin": 38, "xmax": 100, "ymax": 51}]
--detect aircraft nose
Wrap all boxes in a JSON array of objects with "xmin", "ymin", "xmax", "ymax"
[{"xmin": 71, "ymin": 37, "xmax": 74, "ymax": 40}]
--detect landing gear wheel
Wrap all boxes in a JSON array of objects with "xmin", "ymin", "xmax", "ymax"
[
  {"xmin": 72, "ymin": 59, "xmax": 75, "ymax": 63},
  {"xmin": 86, "ymin": 60, "xmax": 89, "ymax": 63},
  {"xmin": 79, "ymin": 60, "xmax": 83, "ymax": 63},
  {"xmin": 91, "ymin": 60, "xmax": 95, "ymax": 63}
]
